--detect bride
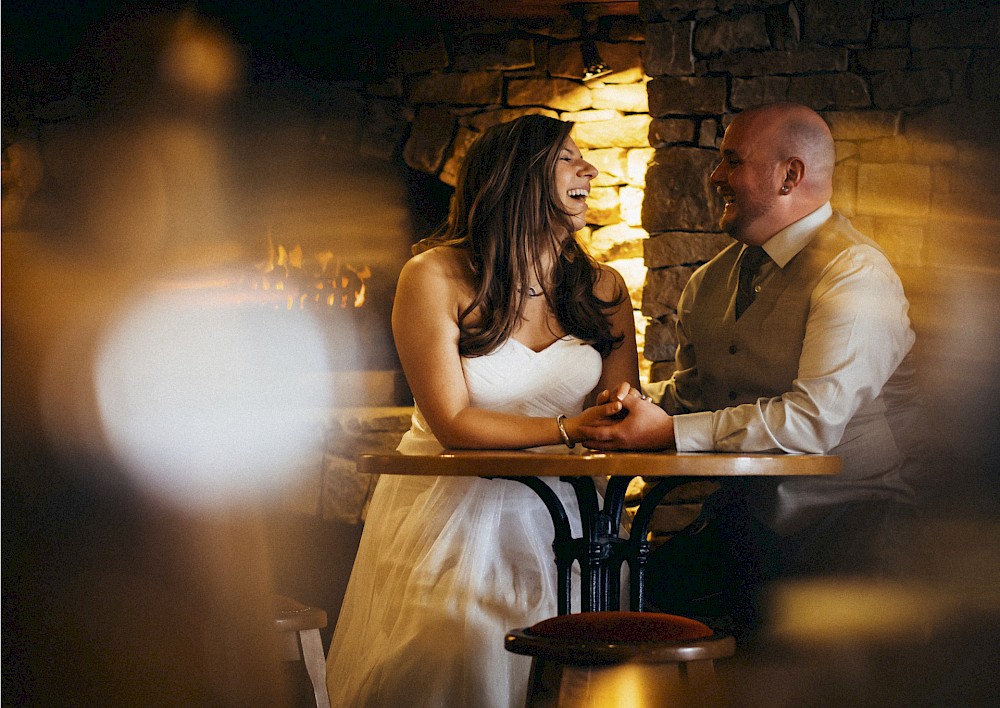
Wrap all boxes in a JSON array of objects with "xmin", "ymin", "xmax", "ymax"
[{"xmin": 325, "ymin": 114, "xmax": 640, "ymax": 707}]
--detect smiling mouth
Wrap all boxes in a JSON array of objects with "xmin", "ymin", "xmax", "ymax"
[{"xmin": 567, "ymin": 188, "xmax": 589, "ymax": 201}]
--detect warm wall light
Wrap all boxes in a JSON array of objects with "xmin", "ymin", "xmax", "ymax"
[
  {"xmin": 581, "ymin": 40, "xmax": 612, "ymax": 81},
  {"xmin": 566, "ymin": 3, "xmax": 613, "ymax": 81}
]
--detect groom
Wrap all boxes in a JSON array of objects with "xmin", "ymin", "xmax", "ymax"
[{"xmin": 582, "ymin": 102, "xmax": 925, "ymax": 636}]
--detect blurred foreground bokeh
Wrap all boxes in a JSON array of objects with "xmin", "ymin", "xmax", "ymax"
[{"xmin": 4, "ymin": 4, "xmax": 999, "ymax": 706}]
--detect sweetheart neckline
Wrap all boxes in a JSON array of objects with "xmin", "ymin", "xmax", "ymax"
[{"xmin": 507, "ymin": 335, "xmax": 576, "ymax": 355}]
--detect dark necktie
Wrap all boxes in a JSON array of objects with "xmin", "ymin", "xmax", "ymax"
[{"xmin": 736, "ymin": 246, "xmax": 768, "ymax": 320}]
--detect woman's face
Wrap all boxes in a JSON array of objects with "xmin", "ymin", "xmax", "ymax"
[{"xmin": 554, "ymin": 136, "xmax": 597, "ymax": 233}]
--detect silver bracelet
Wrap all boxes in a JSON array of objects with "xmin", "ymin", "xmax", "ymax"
[{"xmin": 556, "ymin": 414, "xmax": 575, "ymax": 449}]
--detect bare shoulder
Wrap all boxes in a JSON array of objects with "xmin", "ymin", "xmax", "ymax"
[
  {"xmin": 397, "ymin": 245, "xmax": 475, "ymax": 310},
  {"xmin": 592, "ymin": 261, "xmax": 628, "ymax": 301},
  {"xmin": 400, "ymin": 245, "xmax": 468, "ymax": 284}
]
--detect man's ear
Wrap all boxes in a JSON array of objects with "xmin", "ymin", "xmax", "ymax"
[{"xmin": 783, "ymin": 157, "xmax": 805, "ymax": 189}]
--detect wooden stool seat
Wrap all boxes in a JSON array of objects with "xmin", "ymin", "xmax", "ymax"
[
  {"xmin": 273, "ymin": 596, "xmax": 331, "ymax": 708},
  {"xmin": 274, "ymin": 595, "xmax": 328, "ymax": 634},
  {"xmin": 506, "ymin": 611, "xmax": 735, "ymax": 707}
]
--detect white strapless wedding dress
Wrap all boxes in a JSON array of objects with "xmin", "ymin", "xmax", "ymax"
[{"xmin": 326, "ymin": 335, "xmax": 603, "ymax": 708}]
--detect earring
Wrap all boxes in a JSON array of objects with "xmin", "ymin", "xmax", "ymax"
[{"xmin": 780, "ymin": 185, "xmax": 791, "ymax": 194}]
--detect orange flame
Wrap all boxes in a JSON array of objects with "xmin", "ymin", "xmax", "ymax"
[{"xmin": 250, "ymin": 231, "xmax": 368, "ymax": 311}]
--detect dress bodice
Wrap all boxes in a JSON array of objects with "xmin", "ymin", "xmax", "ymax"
[{"xmin": 399, "ymin": 335, "xmax": 603, "ymax": 453}]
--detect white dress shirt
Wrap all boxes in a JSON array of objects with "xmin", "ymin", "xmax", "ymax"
[{"xmin": 671, "ymin": 203, "xmax": 915, "ymax": 455}]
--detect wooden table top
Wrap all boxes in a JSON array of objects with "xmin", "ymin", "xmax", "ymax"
[{"xmin": 356, "ymin": 449, "xmax": 841, "ymax": 478}]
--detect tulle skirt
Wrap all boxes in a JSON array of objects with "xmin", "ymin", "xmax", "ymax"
[{"xmin": 325, "ymin": 469, "xmax": 585, "ymax": 708}]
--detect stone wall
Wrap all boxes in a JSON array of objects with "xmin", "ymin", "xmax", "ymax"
[{"xmin": 358, "ymin": 14, "xmax": 657, "ymax": 378}]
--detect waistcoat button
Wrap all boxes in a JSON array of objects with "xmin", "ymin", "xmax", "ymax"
[
  {"xmin": 728, "ymin": 391, "xmax": 737, "ymax": 400},
  {"xmin": 729, "ymin": 344, "xmax": 737, "ymax": 354}
]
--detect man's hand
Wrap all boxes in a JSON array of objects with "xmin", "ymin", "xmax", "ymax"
[{"xmin": 579, "ymin": 386, "xmax": 675, "ymax": 451}]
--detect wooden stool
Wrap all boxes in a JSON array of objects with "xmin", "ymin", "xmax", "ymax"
[
  {"xmin": 273, "ymin": 596, "xmax": 331, "ymax": 708},
  {"xmin": 505, "ymin": 611, "xmax": 735, "ymax": 708}
]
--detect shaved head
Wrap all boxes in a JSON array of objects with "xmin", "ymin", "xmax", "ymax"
[{"xmin": 735, "ymin": 103, "xmax": 836, "ymax": 197}]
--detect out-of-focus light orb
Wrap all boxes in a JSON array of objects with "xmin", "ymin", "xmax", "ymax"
[
  {"xmin": 768, "ymin": 578, "xmax": 935, "ymax": 646},
  {"xmin": 94, "ymin": 286, "xmax": 335, "ymax": 508},
  {"xmin": 159, "ymin": 13, "xmax": 242, "ymax": 99}
]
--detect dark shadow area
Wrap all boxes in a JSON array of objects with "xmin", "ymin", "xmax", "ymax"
[
  {"xmin": 1, "ymin": 438, "xmax": 294, "ymax": 706},
  {"xmin": 404, "ymin": 164, "xmax": 454, "ymax": 244},
  {"xmin": 263, "ymin": 513, "xmax": 365, "ymax": 653}
]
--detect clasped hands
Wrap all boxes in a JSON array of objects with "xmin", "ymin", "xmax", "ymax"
[{"xmin": 568, "ymin": 382, "xmax": 676, "ymax": 451}]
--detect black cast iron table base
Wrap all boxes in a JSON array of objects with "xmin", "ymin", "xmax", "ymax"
[{"xmin": 486, "ymin": 474, "xmax": 710, "ymax": 615}]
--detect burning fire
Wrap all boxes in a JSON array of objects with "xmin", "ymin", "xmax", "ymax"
[{"xmin": 250, "ymin": 232, "xmax": 369, "ymax": 310}]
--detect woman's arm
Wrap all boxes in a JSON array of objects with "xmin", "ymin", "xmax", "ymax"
[
  {"xmin": 590, "ymin": 264, "xmax": 641, "ymax": 401},
  {"xmin": 392, "ymin": 249, "xmax": 621, "ymax": 449},
  {"xmin": 560, "ymin": 264, "xmax": 641, "ymax": 442}
]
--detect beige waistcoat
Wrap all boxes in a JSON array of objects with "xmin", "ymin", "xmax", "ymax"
[{"xmin": 673, "ymin": 213, "xmax": 922, "ymax": 534}]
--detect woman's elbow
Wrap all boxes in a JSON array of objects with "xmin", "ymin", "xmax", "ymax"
[{"xmin": 430, "ymin": 422, "xmax": 485, "ymax": 450}]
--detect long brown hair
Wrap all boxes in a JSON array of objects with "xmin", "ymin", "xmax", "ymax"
[{"xmin": 413, "ymin": 114, "xmax": 625, "ymax": 357}]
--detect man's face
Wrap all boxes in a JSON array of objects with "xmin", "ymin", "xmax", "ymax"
[{"xmin": 709, "ymin": 116, "xmax": 785, "ymax": 245}]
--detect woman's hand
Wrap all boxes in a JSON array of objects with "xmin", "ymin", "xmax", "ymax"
[
  {"xmin": 578, "ymin": 385, "xmax": 676, "ymax": 451},
  {"xmin": 564, "ymin": 396, "xmax": 626, "ymax": 444}
]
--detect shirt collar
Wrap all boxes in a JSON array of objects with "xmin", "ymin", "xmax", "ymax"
[{"xmin": 759, "ymin": 202, "xmax": 833, "ymax": 268}]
